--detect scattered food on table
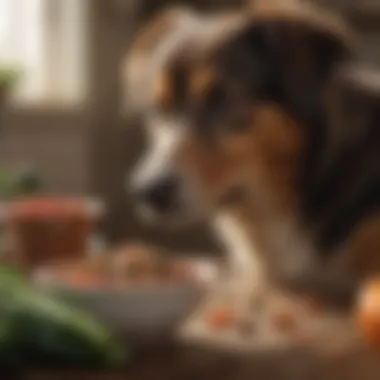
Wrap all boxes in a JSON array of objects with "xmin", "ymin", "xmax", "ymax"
[
  {"xmin": 205, "ymin": 306, "xmax": 237, "ymax": 331},
  {"xmin": 179, "ymin": 287, "xmax": 356, "ymax": 354}
]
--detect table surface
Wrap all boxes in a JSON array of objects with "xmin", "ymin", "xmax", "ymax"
[{"xmin": 21, "ymin": 337, "xmax": 380, "ymax": 380}]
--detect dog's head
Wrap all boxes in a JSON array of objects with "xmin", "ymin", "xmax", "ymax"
[
  {"xmin": 126, "ymin": 2, "xmax": 352, "ymax": 225},
  {"xmin": 122, "ymin": 6, "xmax": 199, "ymax": 116}
]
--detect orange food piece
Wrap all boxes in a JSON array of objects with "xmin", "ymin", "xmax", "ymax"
[
  {"xmin": 356, "ymin": 278, "xmax": 380, "ymax": 348},
  {"xmin": 271, "ymin": 309, "xmax": 297, "ymax": 332},
  {"xmin": 68, "ymin": 270, "xmax": 102, "ymax": 288},
  {"xmin": 205, "ymin": 307, "xmax": 236, "ymax": 330}
]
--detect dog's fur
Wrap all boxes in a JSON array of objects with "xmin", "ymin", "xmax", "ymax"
[{"xmin": 125, "ymin": 2, "xmax": 380, "ymax": 309}]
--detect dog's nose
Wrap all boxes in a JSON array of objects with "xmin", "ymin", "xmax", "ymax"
[{"xmin": 135, "ymin": 175, "xmax": 180, "ymax": 214}]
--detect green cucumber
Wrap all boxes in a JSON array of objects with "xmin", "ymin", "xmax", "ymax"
[
  {"xmin": 0, "ymin": 265, "xmax": 128, "ymax": 367},
  {"xmin": 0, "ymin": 309, "xmax": 20, "ymax": 367}
]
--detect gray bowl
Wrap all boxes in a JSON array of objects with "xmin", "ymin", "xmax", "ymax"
[{"xmin": 34, "ymin": 259, "xmax": 218, "ymax": 343}]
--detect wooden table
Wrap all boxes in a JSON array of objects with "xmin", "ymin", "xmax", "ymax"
[
  {"xmin": 19, "ymin": 284, "xmax": 380, "ymax": 380},
  {"xmin": 21, "ymin": 336, "xmax": 380, "ymax": 380}
]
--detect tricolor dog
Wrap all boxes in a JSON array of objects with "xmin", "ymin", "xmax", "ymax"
[{"xmin": 124, "ymin": 2, "xmax": 380, "ymax": 317}]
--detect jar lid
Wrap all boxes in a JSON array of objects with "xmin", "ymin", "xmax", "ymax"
[{"xmin": 0, "ymin": 196, "xmax": 105, "ymax": 221}]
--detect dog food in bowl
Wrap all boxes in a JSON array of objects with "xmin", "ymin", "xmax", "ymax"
[
  {"xmin": 33, "ymin": 244, "xmax": 219, "ymax": 340},
  {"xmin": 34, "ymin": 244, "xmax": 218, "ymax": 290}
]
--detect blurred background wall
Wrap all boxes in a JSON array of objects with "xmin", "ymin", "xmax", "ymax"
[{"xmin": 0, "ymin": 0, "xmax": 379, "ymax": 251}]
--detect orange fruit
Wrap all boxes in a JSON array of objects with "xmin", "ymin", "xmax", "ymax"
[{"xmin": 356, "ymin": 278, "xmax": 380, "ymax": 348}]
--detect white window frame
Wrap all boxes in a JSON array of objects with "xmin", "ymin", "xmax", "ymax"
[{"xmin": 0, "ymin": 0, "xmax": 89, "ymax": 108}]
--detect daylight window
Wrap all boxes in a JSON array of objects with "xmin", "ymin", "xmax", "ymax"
[{"xmin": 0, "ymin": 0, "xmax": 88, "ymax": 106}]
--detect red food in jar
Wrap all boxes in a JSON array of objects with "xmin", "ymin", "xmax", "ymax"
[
  {"xmin": 7, "ymin": 196, "xmax": 102, "ymax": 269},
  {"xmin": 11, "ymin": 197, "xmax": 87, "ymax": 220}
]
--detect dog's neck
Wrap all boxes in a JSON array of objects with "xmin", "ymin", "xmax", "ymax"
[{"xmin": 213, "ymin": 193, "xmax": 316, "ymax": 286}]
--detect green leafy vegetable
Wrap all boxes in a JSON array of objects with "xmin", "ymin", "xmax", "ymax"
[
  {"xmin": 0, "ymin": 66, "xmax": 23, "ymax": 88},
  {"xmin": 0, "ymin": 265, "xmax": 128, "ymax": 368}
]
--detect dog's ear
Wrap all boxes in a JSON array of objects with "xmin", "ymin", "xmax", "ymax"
[
  {"xmin": 232, "ymin": 2, "xmax": 353, "ymax": 113},
  {"xmin": 121, "ymin": 7, "xmax": 196, "ymax": 117}
]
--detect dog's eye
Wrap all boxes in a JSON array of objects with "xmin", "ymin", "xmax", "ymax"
[
  {"xmin": 206, "ymin": 85, "xmax": 227, "ymax": 113},
  {"xmin": 227, "ymin": 102, "xmax": 252, "ymax": 132},
  {"xmin": 195, "ymin": 82, "xmax": 251, "ymax": 137},
  {"xmin": 201, "ymin": 85, "xmax": 231, "ymax": 125}
]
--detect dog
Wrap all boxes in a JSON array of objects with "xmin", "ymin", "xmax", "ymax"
[{"xmin": 124, "ymin": 1, "xmax": 380, "ymax": 317}]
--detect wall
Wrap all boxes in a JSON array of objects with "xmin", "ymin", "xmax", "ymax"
[{"xmin": 0, "ymin": 109, "xmax": 91, "ymax": 194}]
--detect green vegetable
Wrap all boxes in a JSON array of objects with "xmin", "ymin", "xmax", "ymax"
[
  {"xmin": 0, "ymin": 264, "xmax": 23, "ymax": 280},
  {"xmin": 14, "ymin": 167, "xmax": 43, "ymax": 195},
  {"xmin": 0, "ymin": 167, "xmax": 43, "ymax": 199},
  {"xmin": 0, "ymin": 170, "xmax": 16, "ymax": 198},
  {"xmin": 0, "ymin": 309, "xmax": 20, "ymax": 367},
  {"xmin": 0, "ymin": 66, "xmax": 23, "ymax": 88},
  {"xmin": 0, "ymin": 266, "xmax": 128, "ymax": 368}
]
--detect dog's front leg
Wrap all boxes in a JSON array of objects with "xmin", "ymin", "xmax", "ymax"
[{"xmin": 213, "ymin": 211, "xmax": 269, "ymax": 324}]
